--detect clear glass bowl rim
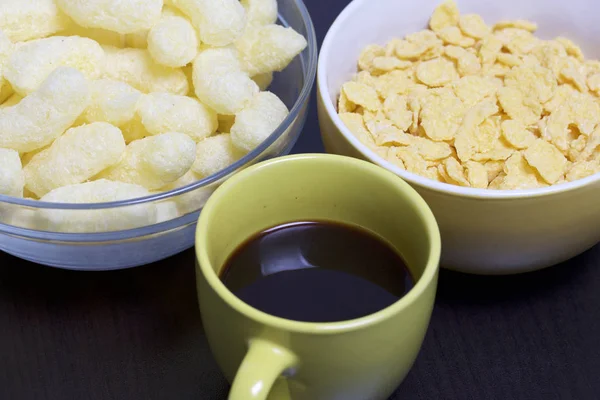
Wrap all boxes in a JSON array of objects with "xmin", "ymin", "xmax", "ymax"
[{"xmin": 0, "ymin": 0, "xmax": 318, "ymax": 211}]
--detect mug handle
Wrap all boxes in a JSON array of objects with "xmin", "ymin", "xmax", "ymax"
[{"xmin": 228, "ymin": 338, "xmax": 298, "ymax": 400}]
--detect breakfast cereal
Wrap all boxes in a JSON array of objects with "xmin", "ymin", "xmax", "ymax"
[
  {"xmin": 429, "ymin": 0, "xmax": 459, "ymax": 33},
  {"xmin": 0, "ymin": 0, "xmax": 306, "ymax": 237},
  {"xmin": 169, "ymin": 0, "xmax": 246, "ymax": 46},
  {"xmin": 236, "ymin": 24, "xmax": 307, "ymax": 76},
  {"xmin": 124, "ymin": 6, "xmax": 184, "ymax": 49},
  {"xmin": 0, "ymin": 148, "xmax": 24, "ymax": 197},
  {"xmin": 230, "ymin": 91, "xmax": 289, "ymax": 152},
  {"xmin": 147, "ymin": 15, "xmax": 198, "ymax": 68},
  {"xmin": 24, "ymin": 122, "xmax": 126, "ymax": 197},
  {"xmin": 5, "ymin": 36, "xmax": 104, "ymax": 96},
  {"xmin": 337, "ymin": 0, "xmax": 600, "ymax": 190},
  {"xmin": 97, "ymin": 132, "xmax": 196, "ymax": 190},
  {"xmin": 192, "ymin": 47, "xmax": 259, "ymax": 115},
  {"xmin": 102, "ymin": 46, "xmax": 189, "ymax": 95},
  {"xmin": 137, "ymin": 92, "xmax": 218, "ymax": 141},
  {"xmin": 241, "ymin": 0, "xmax": 278, "ymax": 27},
  {"xmin": 458, "ymin": 14, "xmax": 489, "ymax": 39},
  {"xmin": 38, "ymin": 179, "xmax": 156, "ymax": 233},
  {"xmin": 0, "ymin": 93, "xmax": 23, "ymax": 108},
  {"xmin": 0, "ymin": 0, "xmax": 68, "ymax": 42},
  {"xmin": 55, "ymin": 0, "xmax": 162, "ymax": 34},
  {"xmin": 80, "ymin": 79, "xmax": 142, "ymax": 126},
  {"xmin": 252, "ymin": 72, "xmax": 274, "ymax": 91},
  {"xmin": 0, "ymin": 67, "xmax": 90, "ymax": 153},
  {"xmin": 191, "ymin": 133, "xmax": 244, "ymax": 179}
]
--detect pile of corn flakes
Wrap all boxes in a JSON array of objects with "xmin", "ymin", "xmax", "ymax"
[{"xmin": 337, "ymin": 0, "xmax": 600, "ymax": 190}]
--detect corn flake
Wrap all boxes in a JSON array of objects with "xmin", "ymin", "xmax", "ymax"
[
  {"xmin": 461, "ymin": 98, "xmax": 499, "ymax": 129},
  {"xmin": 484, "ymin": 160, "xmax": 505, "ymax": 182},
  {"xmin": 583, "ymin": 60, "xmax": 600, "ymax": 75},
  {"xmin": 566, "ymin": 160, "xmax": 599, "ymax": 181},
  {"xmin": 342, "ymin": 82, "xmax": 381, "ymax": 112},
  {"xmin": 474, "ymin": 116, "xmax": 502, "ymax": 153},
  {"xmin": 429, "ymin": 0, "xmax": 460, "ymax": 33},
  {"xmin": 394, "ymin": 40, "xmax": 434, "ymax": 60},
  {"xmin": 544, "ymin": 84, "xmax": 577, "ymax": 113},
  {"xmin": 425, "ymin": 166, "xmax": 445, "ymax": 182},
  {"xmin": 452, "ymin": 75, "xmax": 501, "ymax": 107},
  {"xmin": 443, "ymin": 156, "xmax": 470, "ymax": 186},
  {"xmin": 487, "ymin": 172, "xmax": 507, "ymax": 189},
  {"xmin": 410, "ymin": 136, "xmax": 453, "ymax": 160},
  {"xmin": 538, "ymin": 111, "xmax": 571, "ymax": 153},
  {"xmin": 394, "ymin": 147, "xmax": 428, "ymax": 175},
  {"xmin": 420, "ymin": 89, "xmax": 464, "ymax": 141},
  {"xmin": 383, "ymin": 41, "xmax": 397, "ymax": 57},
  {"xmin": 373, "ymin": 70, "xmax": 413, "ymax": 98},
  {"xmin": 545, "ymin": 89, "xmax": 600, "ymax": 139},
  {"xmin": 406, "ymin": 30, "xmax": 442, "ymax": 46},
  {"xmin": 481, "ymin": 63, "xmax": 512, "ymax": 78},
  {"xmin": 588, "ymin": 73, "xmax": 600, "ymax": 94},
  {"xmin": 416, "ymin": 57, "xmax": 459, "ymax": 87},
  {"xmin": 372, "ymin": 56, "xmax": 413, "ymax": 73},
  {"xmin": 338, "ymin": 90, "xmax": 356, "ymax": 113},
  {"xmin": 568, "ymin": 134, "xmax": 587, "ymax": 162},
  {"xmin": 497, "ymin": 86, "xmax": 542, "ymax": 125},
  {"xmin": 496, "ymin": 28, "xmax": 539, "ymax": 55},
  {"xmin": 458, "ymin": 14, "xmax": 490, "ymax": 39},
  {"xmin": 358, "ymin": 44, "xmax": 385, "ymax": 73},
  {"xmin": 434, "ymin": 163, "xmax": 449, "ymax": 183},
  {"xmin": 421, "ymin": 46, "xmax": 446, "ymax": 61},
  {"xmin": 501, "ymin": 119, "xmax": 537, "ymax": 149},
  {"xmin": 478, "ymin": 35, "xmax": 503, "ymax": 66},
  {"xmin": 354, "ymin": 70, "xmax": 379, "ymax": 87},
  {"xmin": 560, "ymin": 63, "xmax": 588, "ymax": 93},
  {"xmin": 532, "ymin": 41, "xmax": 568, "ymax": 77},
  {"xmin": 339, "ymin": 112, "xmax": 370, "ymax": 139},
  {"xmin": 521, "ymin": 54, "xmax": 541, "ymax": 67},
  {"xmin": 438, "ymin": 26, "xmax": 475, "ymax": 48},
  {"xmin": 471, "ymin": 136, "xmax": 514, "ymax": 162},
  {"xmin": 383, "ymin": 94, "xmax": 412, "ymax": 131},
  {"xmin": 504, "ymin": 65, "xmax": 557, "ymax": 103},
  {"xmin": 556, "ymin": 37, "xmax": 584, "ymax": 62},
  {"xmin": 578, "ymin": 128, "xmax": 600, "ymax": 161},
  {"xmin": 465, "ymin": 160, "xmax": 488, "ymax": 188},
  {"xmin": 493, "ymin": 20, "xmax": 538, "ymax": 33},
  {"xmin": 375, "ymin": 128, "xmax": 412, "ymax": 147},
  {"xmin": 453, "ymin": 128, "xmax": 476, "ymax": 162},
  {"xmin": 501, "ymin": 152, "xmax": 543, "ymax": 189},
  {"xmin": 445, "ymin": 45, "xmax": 481, "ymax": 76},
  {"xmin": 569, "ymin": 92, "xmax": 600, "ymax": 135},
  {"xmin": 523, "ymin": 139, "xmax": 568, "ymax": 183},
  {"xmin": 496, "ymin": 53, "xmax": 522, "ymax": 67},
  {"xmin": 363, "ymin": 111, "xmax": 395, "ymax": 137},
  {"xmin": 406, "ymin": 88, "xmax": 425, "ymax": 134}
]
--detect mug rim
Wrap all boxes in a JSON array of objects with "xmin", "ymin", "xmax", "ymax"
[{"xmin": 195, "ymin": 153, "xmax": 441, "ymax": 335}]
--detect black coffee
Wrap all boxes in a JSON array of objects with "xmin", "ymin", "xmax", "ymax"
[{"xmin": 219, "ymin": 221, "xmax": 414, "ymax": 323}]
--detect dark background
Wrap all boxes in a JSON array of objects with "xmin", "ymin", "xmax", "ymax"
[{"xmin": 1, "ymin": 1, "xmax": 600, "ymax": 399}]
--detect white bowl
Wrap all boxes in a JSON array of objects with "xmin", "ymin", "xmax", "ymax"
[{"xmin": 317, "ymin": 0, "xmax": 600, "ymax": 274}]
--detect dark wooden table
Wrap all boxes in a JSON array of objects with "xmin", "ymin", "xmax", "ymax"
[{"xmin": 1, "ymin": 1, "xmax": 600, "ymax": 399}]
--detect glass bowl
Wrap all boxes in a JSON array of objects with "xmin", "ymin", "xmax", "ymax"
[{"xmin": 0, "ymin": 0, "xmax": 318, "ymax": 271}]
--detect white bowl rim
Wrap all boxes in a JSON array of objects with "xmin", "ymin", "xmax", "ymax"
[{"xmin": 317, "ymin": 0, "xmax": 600, "ymax": 200}]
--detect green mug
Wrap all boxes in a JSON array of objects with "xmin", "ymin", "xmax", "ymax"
[{"xmin": 195, "ymin": 154, "xmax": 441, "ymax": 400}]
